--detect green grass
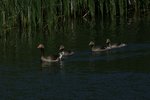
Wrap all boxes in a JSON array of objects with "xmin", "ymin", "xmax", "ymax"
[{"xmin": 0, "ymin": 0, "xmax": 149, "ymax": 32}]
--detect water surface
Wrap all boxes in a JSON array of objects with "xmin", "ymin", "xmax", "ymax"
[{"xmin": 0, "ymin": 15, "xmax": 150, "ymax": 100}]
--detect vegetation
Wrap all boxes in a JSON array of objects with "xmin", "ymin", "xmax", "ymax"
[{"xmin": 0, "ymin": 0, "xmax": 149, "ymax": 32}]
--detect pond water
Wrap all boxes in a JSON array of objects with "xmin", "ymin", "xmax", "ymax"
[{"xmin": 0, "ymin": 14, "xmax": 150, "ymax": 100}]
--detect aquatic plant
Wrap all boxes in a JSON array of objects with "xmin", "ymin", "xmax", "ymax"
[{"xmin": 0, "ymin": 0, "xmax": 149, "ymax": 32}]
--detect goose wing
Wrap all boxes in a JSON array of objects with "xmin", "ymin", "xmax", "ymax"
[{"xmin": 47, "ymin": 55, "xmax": 59, "ymax": 60}]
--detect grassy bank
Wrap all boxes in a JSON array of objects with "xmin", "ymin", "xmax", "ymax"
[{"xmin": 0, "ymin": 0, "xmax": 149, "ymax": 32}]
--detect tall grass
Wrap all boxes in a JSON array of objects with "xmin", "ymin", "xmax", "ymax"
[{"xmin": 0, "ymin": 0, "xmax": 149, "ymax": 32}]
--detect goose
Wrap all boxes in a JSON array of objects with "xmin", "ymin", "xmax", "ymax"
[
  {"xmin": 89, "ymin": 41, "xmax": 109, "ymax": 52},
  {"xmin": 59, "ymin": 45, "xmax": 74, "ymax": 56},
  {"xmin": 37, "ymin": 44, "xmax": 63, "ymax": 63},
  {"xmin": 106, "ymin": 39, "xmax": 126, "ymax": 49}
]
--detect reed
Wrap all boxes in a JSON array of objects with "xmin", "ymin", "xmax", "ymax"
[{"xmin": 0, "ymin": 0, "xmax": 149, "ymax": 32}]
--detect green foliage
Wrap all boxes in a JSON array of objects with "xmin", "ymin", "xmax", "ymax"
[{"xmin": 0, "ymin": 0, "xmax": 149, "ymax": 32}]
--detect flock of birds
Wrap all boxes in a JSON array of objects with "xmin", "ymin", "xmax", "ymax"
[{"xmin": 37, "ymin": 39, "xmax": 127, "ymax": 63}]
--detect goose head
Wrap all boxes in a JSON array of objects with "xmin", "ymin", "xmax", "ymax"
[
  {"xmin": 106, "ymin": 39, "xmax": 111, "ymax": 44},
  {"xmin": 59, "ymin": 45, "xmax": 65, "ymax": 51},
  {"xmin": 37, "ymin": 44, "xmax": 44, "ymax": 49},
  {"xmin": 89, "ymin": 41, "xmax": 95, "ymax": 47},
  {"xmin": 37, "ymin": 44, "xmax": 45, "ymax": 57}
]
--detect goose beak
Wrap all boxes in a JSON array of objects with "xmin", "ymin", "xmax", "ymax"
[
  {"xmin": 89, "ymin": 41, "xmax": 94, "ymax": 46},
  {"xmin": 37, "ymin": 44, "xmax": 44, "ymax": 48}
]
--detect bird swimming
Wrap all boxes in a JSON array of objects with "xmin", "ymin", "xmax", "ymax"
[
  {"xmin": 37, "ymin": 44, "xmax": 63, "ymax": 63},
  {"xmin": 89, "ymin": 41, "xmax": 110, "ymax": 52},
  {"xmin": 106, "ymin": 39, "xmax": 126, "ymax": 49},
  {"xmin": 59, "ymin": 45, "xmax": 74, "ymax": 56}
]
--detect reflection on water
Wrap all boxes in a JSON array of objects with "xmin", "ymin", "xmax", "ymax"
[
  {"xmin": 41, "ymin": 61, "xmax": 64, "ymax": 73},
  {"xmin": 0, "ymin": 14, "xmax": 150, "ymax": 99}
]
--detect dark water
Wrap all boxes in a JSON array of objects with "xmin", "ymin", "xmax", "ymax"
[{"xmin": 0, "ymin": 15, "xmax": 150, "ymax": 100}]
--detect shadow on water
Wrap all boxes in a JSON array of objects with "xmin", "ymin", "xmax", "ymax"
[{"xmin": 40, "ymin": 61, "xmax": 64, "ymax": 73}]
